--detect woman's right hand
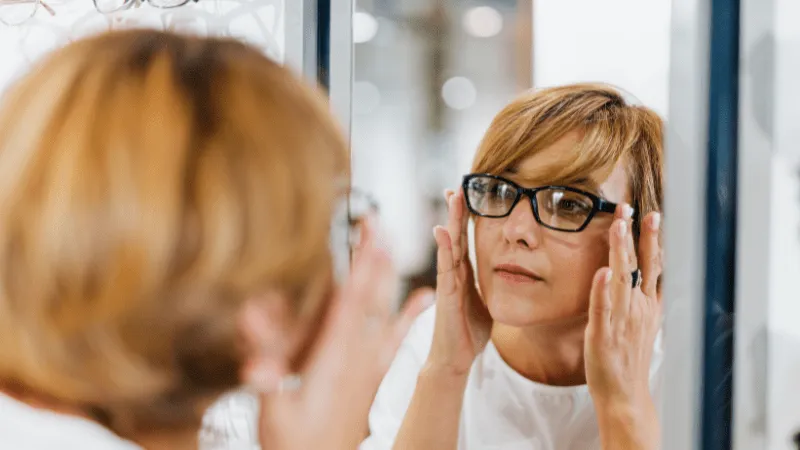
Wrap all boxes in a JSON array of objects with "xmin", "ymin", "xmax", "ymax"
[
  {"xmin": 426, "ymin": 187, "xmax": 493, "ymax": 375},
  {"xmin": 250, "ymin": 219, "xmax": 433, "ymax": 450}
]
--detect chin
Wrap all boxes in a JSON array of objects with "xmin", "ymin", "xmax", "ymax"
[
  {"xmin": 484, "ymin": 283, "xmax": 585, "ymax": 328},
  {"xmin": 485, "ymin": 288, "xmax": 552, "ymax": 327}
]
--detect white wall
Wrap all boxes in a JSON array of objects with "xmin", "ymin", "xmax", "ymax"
[
  {"xmin": 767, "ymin": 0, "xmax": 800, "ymax": 446},
  {"xmin": 532, "ymin": 0, "xmax": 672, "ymax": 118},
  {"xmin": 736, "ymin": 0, "xmax": 800, "ymax": 447}
]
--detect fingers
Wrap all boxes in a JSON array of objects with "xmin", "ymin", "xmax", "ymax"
[
  {"xmin": 434, "ymin": 226, "xmax": 457, "ymax": 295},
  {"xmin": 447, "ymin": 189, "xmax": 466, "ymax": 265},
  {"xmin": 362, "ymin": 246, "xmax": 397, "ymax": 319},
  {"xmin": 445, "ymin": 187, "xmax": 471, "ymax": 271},
  {"xmin": 587, "ymin": 268, "xmax": 613, "ymax": 337},
  {"xmin": 609, "ymin": 205, "xmax": 634, "ymax": 317},
  {"xmin": 239, "ymin": 295, "xmax": 291, "ymax": 391},
  {"xmin": 458, "ymin": 188, "xmax": 470, "ymax": 262},
  {"xmin": 304, "ymin": 232, "xmax": 393, "ymax": 375},
  {"xmin": 638, "ymin": 212, "xmax": 662, "ymax": 300},
  {"xmin": 616, "ymin": 203, "xmax": 637, "ymax": 268},
  {"xmin": 346, "ymin": 235, "xmax": 397, "ymax": 330},
  {"xmin": 351, "ymin": 213, "xmax": 376, "ymax": 260}
]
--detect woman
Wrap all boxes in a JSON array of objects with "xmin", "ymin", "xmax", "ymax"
[
  {"xmin": 0, "ymin": 30, "xmax": 429, "ymax": 450},
  {"xmin": 361, "ymin": 84, "xmax": 664, "ymax": 450}
]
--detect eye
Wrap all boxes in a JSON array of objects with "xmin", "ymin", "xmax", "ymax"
[
  {"xmin": 557, "ymin": 198, "xmax": 591, "ymax": 213},
  {"xmin": 545, "ymin": 190, "xmax": 593, "ymax": 217}
]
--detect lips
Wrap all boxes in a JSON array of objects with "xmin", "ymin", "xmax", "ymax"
[{"xmin": 493, "ymin": 263, "xmax": 543, "ymax": 282}]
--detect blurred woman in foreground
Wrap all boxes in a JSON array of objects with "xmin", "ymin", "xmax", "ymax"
[{"xmin": 0, "ymin": 30, "xmax": 428, "ymax": 450}]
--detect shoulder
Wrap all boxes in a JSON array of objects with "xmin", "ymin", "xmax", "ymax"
[{"xmin": 0, "ymin": 394, "xmax": 141, "ymax": 450}]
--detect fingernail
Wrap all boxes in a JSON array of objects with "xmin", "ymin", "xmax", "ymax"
[
  {"xmin": 422, "ymin": 292, "xmax": 436, "ymax": 308},
  {"xmin": 604, "ymin": 269, "xmax": 613, "ymax": 284},
  {"xmin": 618, "ymin": 220, "xmax": 627, "ymax": 237},
  {"xmin": 623, "ymin": 203, "xmax": 634, "ymax": 219},
  {"xmin": 650, "ymin": 212, "xmax": 662, "ymax": 231}
]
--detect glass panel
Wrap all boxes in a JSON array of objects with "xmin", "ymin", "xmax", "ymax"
[{"xmin": 352, "ymin": 1, "xmax": 680, "ymax": 449}]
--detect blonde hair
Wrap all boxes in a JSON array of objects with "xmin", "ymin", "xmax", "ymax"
[
  {"xmin": 0, "ymin": 30, "xmax": 347, "ymax": 435},
  {"xmin": 471, "ymin": 83, "xmax": 663, "ymax": 238}
]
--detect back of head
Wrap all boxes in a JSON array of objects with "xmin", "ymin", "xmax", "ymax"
[
  {"xmin": 0, "ymin": 30, "xmax": 347, "ymax": 436},
  {"xmin": 472, "ymin": 83, "xmax": 663, "ymax": 237}
]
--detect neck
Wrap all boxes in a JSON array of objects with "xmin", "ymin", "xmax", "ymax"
[
  {"xmin": 491, "ymin": 315, "xmax": 589, "ymax": 386},
  {"xmin": 1, "ymin": 388, "xmax": 199, "ymax": 450}
]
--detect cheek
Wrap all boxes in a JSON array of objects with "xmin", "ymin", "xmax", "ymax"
[
  {"xmin": 473, "ymin": 219, "xmax": 503, "ymax": 267},
  {"xmin": 575, "ymin": 227, "xmax": 611, "ymax": 268},
  {"xmin": 550, "ymin": 237, "xmax": 610, "ymax": 298}
]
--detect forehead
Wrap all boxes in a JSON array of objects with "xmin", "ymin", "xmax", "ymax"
[{"xmin": 506, "ymin": 131, "xmax": 630, "ymax": 203}]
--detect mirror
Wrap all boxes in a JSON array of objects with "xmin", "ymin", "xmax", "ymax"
[{"xmin": 351, "ymin": 0, "xmax": 680, "ymax": 449}]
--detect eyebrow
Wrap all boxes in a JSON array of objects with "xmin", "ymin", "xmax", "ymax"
[
  {"xmin": 570, "ymin": 178, "xmax": 605, "ymax": 197},
  {"xmin": 503, "ymin": 168, "xmax": 606, "ymax": 197}
]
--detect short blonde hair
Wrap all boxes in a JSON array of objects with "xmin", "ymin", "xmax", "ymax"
[
  {"xmin": 0, "ymin": 30, "xmax": 347, "ymax": 435},
  {"xmin": 472, "ymin": 83, "xmax": 663, "ymax": 238}
]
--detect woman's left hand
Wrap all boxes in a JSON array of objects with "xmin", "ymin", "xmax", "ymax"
[{"xmin": 584, "ymin": 204, "xmax": 663, "ymax": 450}]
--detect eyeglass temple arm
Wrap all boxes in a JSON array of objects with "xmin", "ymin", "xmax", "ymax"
[
  {"xmin": 596, "ymin": 199, "xmax": 619, "ymax": 215},
  {"xmin": 39, "ymin": 0, "xmax": 55, "ymax": 15}
]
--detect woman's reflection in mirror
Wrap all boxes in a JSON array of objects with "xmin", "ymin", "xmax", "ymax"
[{"xmin": 362, "ymin": 84, "xmax": 665, "ymax": 450}]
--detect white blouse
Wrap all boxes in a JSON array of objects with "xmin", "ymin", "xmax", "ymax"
[
  {"xmin": 0, "ymin": 393, "xmax": 141, "ymax": 450},
  {"xmin": 360, "ymin": 306, "xmax": 664, "ymax": 450},
  {"xmin": 0, "ymin": 389, "xmax": 262, "ymax": 450}
]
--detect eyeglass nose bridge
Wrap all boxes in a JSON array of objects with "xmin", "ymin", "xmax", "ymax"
[{"xmin": 504, "ymin": 186, "xmax": 547, "ymax": 226}]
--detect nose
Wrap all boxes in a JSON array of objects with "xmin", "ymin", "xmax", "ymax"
[{"xmin": 501, "ymin": 196, "xmax": 543, "ymax": 249}]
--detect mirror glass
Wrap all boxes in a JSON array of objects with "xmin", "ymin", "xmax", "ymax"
[{"xmin": 351, "ymin": 0, "xmax": 674, "ymax": 448}]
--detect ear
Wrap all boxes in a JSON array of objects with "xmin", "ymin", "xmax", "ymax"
[{"xmin": 238, "ymin": 293, "xmax": 292, "ymax": 392}]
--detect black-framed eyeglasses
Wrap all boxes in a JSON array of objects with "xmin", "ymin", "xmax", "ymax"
[{"xmin": 462, "ymin": 173, "xmax": 620, "ymax": 233}]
